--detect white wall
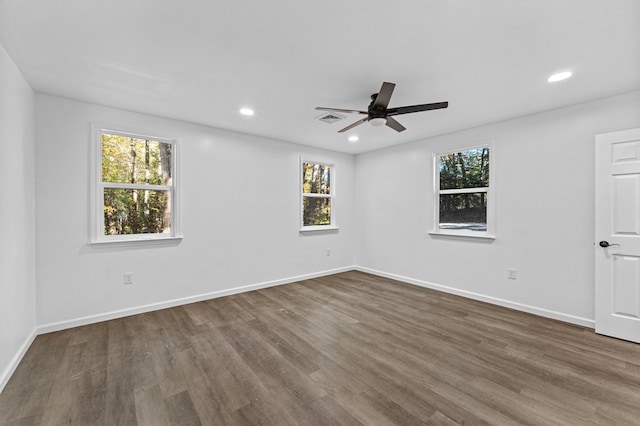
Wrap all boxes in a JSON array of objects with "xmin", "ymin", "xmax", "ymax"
[
  {"xmin": 35, "ymin": 94, "xmax": 356, "ymax": 328},
  {"xmin": 355, "ymin": 90, "xmax": 640, "ymax": 325},
  {"xmin": 32, "ymin": 90, "xmax": 640, "ymax": 331},
  {"xmin": 0, "ymin": 43, "xmax": 36, "ymax": 391}
]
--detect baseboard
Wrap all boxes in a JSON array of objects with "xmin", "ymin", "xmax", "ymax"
[
  {"xmin": 37, "ymin": 264, "xmax": 596, "ymax": 334},
  {"xmin": 5, "ymin": 264, "xmax": 595, "ymax": 395},
  {"xmin": 37, "ymin": 266, "xmax": 356, "ymax": 334},
  {"xmin": 355, "ymin": 266, "xmax": 596, "ymax": 329},
  {"xmin": 0, "ymin": 329, "xmax": 37, "ymax": 394}
]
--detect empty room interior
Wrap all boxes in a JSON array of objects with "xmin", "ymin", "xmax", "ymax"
[{"xmin": 2, "ymin": 1, "xmax": 640, "ymax": 424}]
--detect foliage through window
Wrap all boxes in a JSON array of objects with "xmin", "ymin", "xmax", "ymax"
[
  {"xmin": 301, "ymin": 161, "xmax": 334, "ymax": 229},
  {"xmin": 435, "ymin": 146, "xmax": 491, "ymax": 235},
  {"xmin": 94, "ymin": 129, "xmax": 178, "ymax": 242}
]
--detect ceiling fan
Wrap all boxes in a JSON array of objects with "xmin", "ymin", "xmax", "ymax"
[{"xmin": 316, "ymin": 81, "xmax": 448, "ymax": 133}]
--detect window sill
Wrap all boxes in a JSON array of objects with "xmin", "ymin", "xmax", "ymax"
[
  {"xmin": 299, "ymin": 226, "xmax": 339, "ymax": 233},
  {"xmin": 428, "ymin": 231, "xmax": 495, "ymax": 242},
  {"xmin": 89, "ymin": 236, "xmax": 183, "ymax": 248}
]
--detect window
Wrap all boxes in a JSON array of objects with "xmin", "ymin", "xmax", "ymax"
[
  {"xmin": 91, "ymin": 126, "xmax": 180, "ymax": 243},
  {"xmin": 300, "ymin": 160, "xmax": 335, "ymax": 230},
  {"xmin": 432, "ymin": 144, "xmax": 494, "ymax": 238}
]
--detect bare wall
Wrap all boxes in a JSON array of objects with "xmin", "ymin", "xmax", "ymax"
[
  {"xmin": 35, "ymin": 94, "xmax": 356, "ymax": 328},
  {"xmin": 0, "ymin": 43, "xmax": 36, "ymax": 390},
  {"xmin": 30, "ymin": 88, "xmax": 640, "ymax": 336},
  {"xmin": 355, "ymin": 90, "xmax": 640, "ymax": 325}
]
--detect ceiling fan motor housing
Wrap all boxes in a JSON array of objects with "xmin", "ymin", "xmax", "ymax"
[{"xmin": 368, "ymin": 94, "xmax": 387, "ymax": 120}]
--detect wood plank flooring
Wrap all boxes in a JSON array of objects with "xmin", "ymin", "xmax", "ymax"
[{"xmin": 2, "ymin": 271, "xmax": 640, "ymax": 425}]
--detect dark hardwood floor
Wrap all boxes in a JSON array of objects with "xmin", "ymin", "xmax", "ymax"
[{"xmin": 2, "ymin": 271, "xmax": 640, "ymax": 425}]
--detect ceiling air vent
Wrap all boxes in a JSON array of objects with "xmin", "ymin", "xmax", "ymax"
[{"xmin": 316, "ymin": 112, "xmax": 345, "ymax": 124}]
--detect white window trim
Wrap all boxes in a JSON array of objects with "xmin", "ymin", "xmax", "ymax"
[
  {"xmin": 299, "ymin": 157, "xmax": 338, "ymax": 232},
  {"xmin": 89, "ymin": 123, "xmax": 182, "ymax": 245},
  {"xmin": 429, "ymin": 141, "xmax": 495, "ymax": 240}
]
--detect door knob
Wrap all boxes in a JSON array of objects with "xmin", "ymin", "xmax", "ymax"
[{"xmin": 599, "ymin": 241, "xmax": 620, "ymax": 248}]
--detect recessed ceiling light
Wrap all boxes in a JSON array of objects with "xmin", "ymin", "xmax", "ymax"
[
  {"xmin": 547, "ymin": 71, "xmax": 572, "ymax": 83},
  {"xmin": 348, "ymin": 135, "xmax": 359, "ymax": 142},
  {"xmin": 239, "ymin": 107, "xmax": 254, "ymax": 116}
]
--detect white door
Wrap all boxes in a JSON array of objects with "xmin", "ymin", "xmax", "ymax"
[{"xmin": 595, "ymin": 128, "xmax": 640, "ymax": 343}]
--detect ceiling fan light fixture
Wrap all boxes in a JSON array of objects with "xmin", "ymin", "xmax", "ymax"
[{"xmin": 369, "ymin": 117, "xmax": 386, "ymax": 127}]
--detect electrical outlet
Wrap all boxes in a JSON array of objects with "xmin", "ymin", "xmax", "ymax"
[
  {"xmin": 326, "ymin": 248, "xmax": 331, "ymax": 256},
  {"xmin": 123, "ymin": 272, "xmax": 134, "ymax": 285},
  {"xmin": 507, "ymin": 268, "xmax": 517, "ymax": 280}
]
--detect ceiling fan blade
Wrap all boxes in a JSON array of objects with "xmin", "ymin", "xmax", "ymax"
[
  {"xmin": 338, "ymin": 117, "xmax": 368, "ymax": 133},
  {"xmin": 387, "ymin": 101, "xmax": 448, "ymax": 116},
  {"xmin": 385, "ymin": 117, "xmax": 406, "ymax": 132},
  {"xmin": 372, "ymin": 82, "xmax": 395, "ymax": 109},
  {"xmin": 315, "ymin": 107, "xmax": 368, "ymax": 115}
]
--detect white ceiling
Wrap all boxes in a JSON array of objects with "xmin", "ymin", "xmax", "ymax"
[{"xmin": 1, "ymin": 0, "xmax": 639, "ymax": 154}]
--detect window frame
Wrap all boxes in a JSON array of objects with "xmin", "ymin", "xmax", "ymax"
[
  {"xmin": 299, "ymin": 157, "xmax": 337, "ymax": 232},
  {"xmin": 90, "ymin": 124, "xmax": 181, "ymax": 244},
  {"xmin": 430, "ymin": 142, "xmax": 495, "ymax": 240}
]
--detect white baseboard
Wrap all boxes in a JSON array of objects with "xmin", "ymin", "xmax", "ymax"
[
  {"xmin": 4, "ymin": 265, "xmax": 595, "ymax": 396},
  {"xmin": 355, "ymin": 266, "xmax": 596, "ymax": 329},
  {"xmin": 37, "ymin": 264, "xmax": 596, "ymax": 334},
  {"xmin": 0, "ymin": 329, "xmax": 37, "ymax": 394},
  {"xmin": 37, "ymin": 266, "xmax": 356, "ymax": 334}
]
